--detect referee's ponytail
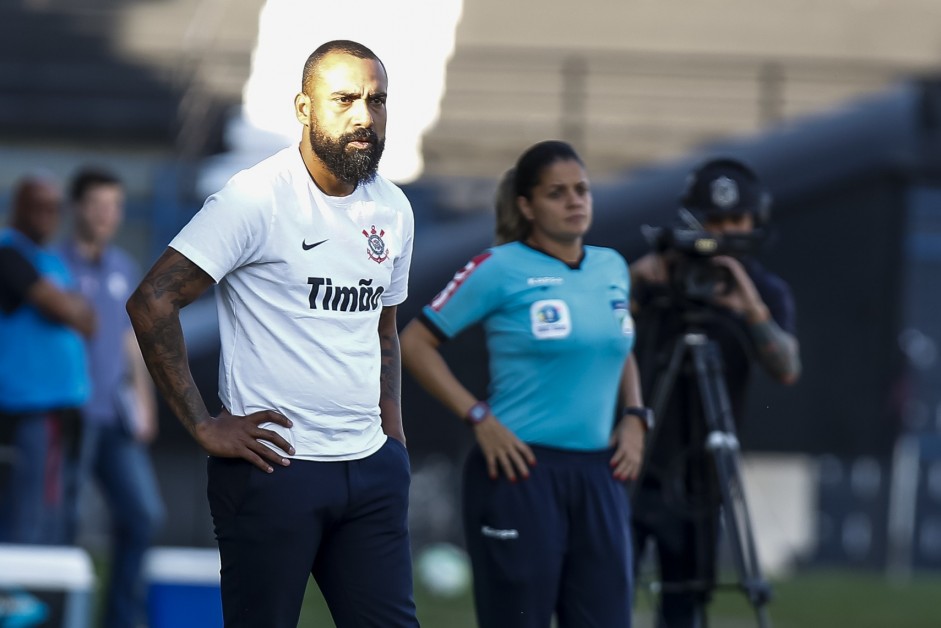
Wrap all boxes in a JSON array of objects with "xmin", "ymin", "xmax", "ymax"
[{"xmin": 494, "ymin": 167, "xmax": 522, "ymax": 245}]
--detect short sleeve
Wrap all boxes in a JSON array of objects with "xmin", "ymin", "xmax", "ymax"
[
  {"xmin": 169, "ymin": 180, "xmax": 271, "ymax": 282},
  {"xmin": 611, "ymin": 250, "xmax": 631, "ymax": 293},
  {"xmin": 0, "ymin": 246, "xmax": 40, "ymax": 313},
  {"xmin": 765, "ymin": 277, "xmax": 797, "ymax": 335},
  {"xmin": 381, "ymin": 199, "xmax": 414, "ymax": 307},
  {"xmin": 421, "ymin": 251, "xmax": 501, "ymax": 340}
]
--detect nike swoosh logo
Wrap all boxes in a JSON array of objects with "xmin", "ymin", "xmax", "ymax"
[{"xmin": 302, "ymin": 239, "xmax": 328, "ymax": 251}]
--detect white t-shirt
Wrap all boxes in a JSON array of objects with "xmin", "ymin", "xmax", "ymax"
[{"xmin": 170, "ymin": 145, "xmax": 414, "ymax": 461}]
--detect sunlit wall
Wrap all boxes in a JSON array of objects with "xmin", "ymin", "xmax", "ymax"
[{"xmin": 239, "ymin": 0, "xmax": 464, "ymax": 184}]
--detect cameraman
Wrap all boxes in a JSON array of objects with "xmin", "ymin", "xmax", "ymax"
[{"xmin": 629, "ymin": 158, "xmax": 800, "ymax": 628}]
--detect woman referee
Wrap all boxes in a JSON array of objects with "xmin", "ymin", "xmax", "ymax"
[{"xmin": 401, "ymin": 140, "xmax": 650, "ymax": 627}]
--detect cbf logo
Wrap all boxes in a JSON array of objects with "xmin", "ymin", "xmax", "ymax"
[
  {"xmin": 537, "ymin": 305, "xmax": 560, "ymax": 324},
  {"xmin": 362, "ymin": 225, "xmax": 389, "ymax": 264},
  {"xmin": 530, "ymin": 299, "xmax": 571, "ymax": 339}
]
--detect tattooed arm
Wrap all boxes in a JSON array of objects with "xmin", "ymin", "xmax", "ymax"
[
  {"xmin": 747, "ymin": 318, "xmax": 801, "ymax": 385},
  {"xmin": 711, "ymin": 255, "xmax": 801, "ymax": 385},
  {"xmin": 377, "ymin": 305, "xmax": 406, "ymax": 445},
  {"xmin": 126, "ymin": 248, "xmax": 295, "ymax": 472}
]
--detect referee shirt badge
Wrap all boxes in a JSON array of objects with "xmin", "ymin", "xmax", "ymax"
[
  {"xmin": 530, "ymin": 299, "xmax": 571, "ymax": 339},
  {"xmin": 362, "ymin": 225, "xmax": 390, "ymax": 263},
  {"xmin": 611, "ymin": 299, "xmax": 634, "ymax": 336}
]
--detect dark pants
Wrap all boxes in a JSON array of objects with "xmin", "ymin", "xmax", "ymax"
[
  {"xmin": 0, "ymin": 410, "xmax": 82, "ymax": 544},
  {"xmin": 631, "ymin": 482, "xmax": 718, "ymax": 628},
  {"xmin": 81, "ymin": 422, "xmax": 164, "ymax": 628},
  {"xmin": 462, "ymin": 445, "xmax": 634, "ymax": 628},
  {"xmin": 207, "ymin": 437, "xmax": 419, "ymax": 628}
]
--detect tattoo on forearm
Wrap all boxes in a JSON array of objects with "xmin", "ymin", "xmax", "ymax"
[
  {"xmin": 128, "ymin": 255, "xmax": 211, "ymax": 435},
  {"xmin": 749, "ymin": 319, "xmax": 802, "ymax": 382},
  {"xmin": 147, "ymin": 258, "xmax": 210, "ymax": 306},
  {"xmin": 379, "ymin": 329, "xmax": 401, "ymax": 406}
]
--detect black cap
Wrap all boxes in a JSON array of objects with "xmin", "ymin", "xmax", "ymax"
[{"xmin": 680, "ymin": 157, "xmax": 772, "ymax": 224}]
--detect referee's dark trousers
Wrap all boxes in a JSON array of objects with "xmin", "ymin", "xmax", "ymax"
[
  {"xmin": 207, "ymin": 436, "xmax": 419, "ymax": 628},
  {"xmin": 463, "ymin": 444, "xmax": 634, "ymax": 627}
]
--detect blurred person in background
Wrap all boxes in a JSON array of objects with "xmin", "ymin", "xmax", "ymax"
[
  {"xmin": 629, "ymin": 158, "xmax": 800, "ymax": 627},
  {"xmin": 126, "ymin": 40, "xmax": 419, "ymax": 628},
  {"xmin": 0, "ymin": 174, "xmax": 94, "ymax": 544},
  {"xmin": 400, "ymin": 140, "xmax": 649, "ymax": 627},
  {"xmin": 60, "ymin": 167, "xmax": 164, "ymax": 628}
]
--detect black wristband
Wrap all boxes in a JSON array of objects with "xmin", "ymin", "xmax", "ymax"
[{"xmin": 622, "ymin": 406, "xmax": 654, "ymax": 431}]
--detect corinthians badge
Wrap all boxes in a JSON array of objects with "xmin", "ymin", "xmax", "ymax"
[
  {"xmin": 710, "ymin": 175, "xmax": 740, "ymax": 209},
  {"xmin": 362, "ymin": 225, "xmax": 390, "ymax": 263}
]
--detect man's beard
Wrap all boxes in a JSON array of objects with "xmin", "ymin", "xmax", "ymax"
[{"xmin": 310, "ymin": 122, "xmax": 385, "ymax": 186}]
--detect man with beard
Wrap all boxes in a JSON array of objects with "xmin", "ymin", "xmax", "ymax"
[{"xmin": 126, "ymin": 40, "xmax": 418, "ymax": 628}]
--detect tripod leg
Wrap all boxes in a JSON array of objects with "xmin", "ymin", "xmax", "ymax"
[
  {"xmin": 631, "ymin": 335, "xmax": 689, "ymax": 499},
  {"xmin": 649, "ymin": 335, "xmax": 690, "ymax": 423},
  {"xmin": 632, "ymin": 335, "xmax": 711, "ymax": 626},
  {"xmin": 689, "ymin": 338, "xmax": 773, "ymax": 628}
]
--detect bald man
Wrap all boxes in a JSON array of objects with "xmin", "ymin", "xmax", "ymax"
[
  {"xmin": 128, "ymin": 40, "xmax": 419, "ymax": 627},
  {"xmin": 0, "ymin": 174, "xmax": 95, "ymax": 544}
]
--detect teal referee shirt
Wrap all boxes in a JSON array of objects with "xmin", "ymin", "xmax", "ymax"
[{"xmin": 421, "ymin": 241, "xmax": 635, "ymax": 450}]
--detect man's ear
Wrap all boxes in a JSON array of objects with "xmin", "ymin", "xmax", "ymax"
[{"xmin": 294, "ymin": 92, "xmax": 311, "ymax": 126}]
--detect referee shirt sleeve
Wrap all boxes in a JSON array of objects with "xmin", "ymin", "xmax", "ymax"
[{"xmin": 421, "ymin": 250, "xmax": 501, "ymax": 340}]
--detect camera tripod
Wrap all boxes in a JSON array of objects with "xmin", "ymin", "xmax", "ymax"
[{"xmin": 634, "ymin": 323, "xmax": 772, "ymax": 628}]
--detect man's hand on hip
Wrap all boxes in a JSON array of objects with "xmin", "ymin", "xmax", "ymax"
[{"xmin": 195, "ymin": 408, "xmax": 296, "ymax": 473}]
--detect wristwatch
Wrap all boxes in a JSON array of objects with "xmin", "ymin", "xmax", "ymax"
[
  {"xmin": 622, "ymin": 406, "xmax": 655, "ymax": 432},
  {"xmin": 464, "ymin": 401, "xmax": 491, "ymax": 426}
]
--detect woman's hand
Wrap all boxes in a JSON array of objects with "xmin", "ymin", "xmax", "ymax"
[
  {"xmin": 609, "ymin": 416, "xmax": 646, "ymax": 481},
  {"xmin": 472, "ymin": 416, "xmax": 536, "ymax": 481}
]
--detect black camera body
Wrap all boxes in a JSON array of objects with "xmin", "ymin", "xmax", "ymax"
[{"xmin": 642, "ymin": 225, "xmax": 761, "ymax": 304}]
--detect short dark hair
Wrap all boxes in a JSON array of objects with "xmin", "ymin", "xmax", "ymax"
[
  {"xmin": 69, "ymin": 167, "xmax": 121, "ymax": 203},
  {"xmin": 301, "ymin": 40, "xmax": 385, "ymax": 93}
]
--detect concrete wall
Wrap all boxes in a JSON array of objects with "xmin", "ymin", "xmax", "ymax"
[{"xmin": 422, "ymin": 0, "xmax": 941, "ymax": 180}]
